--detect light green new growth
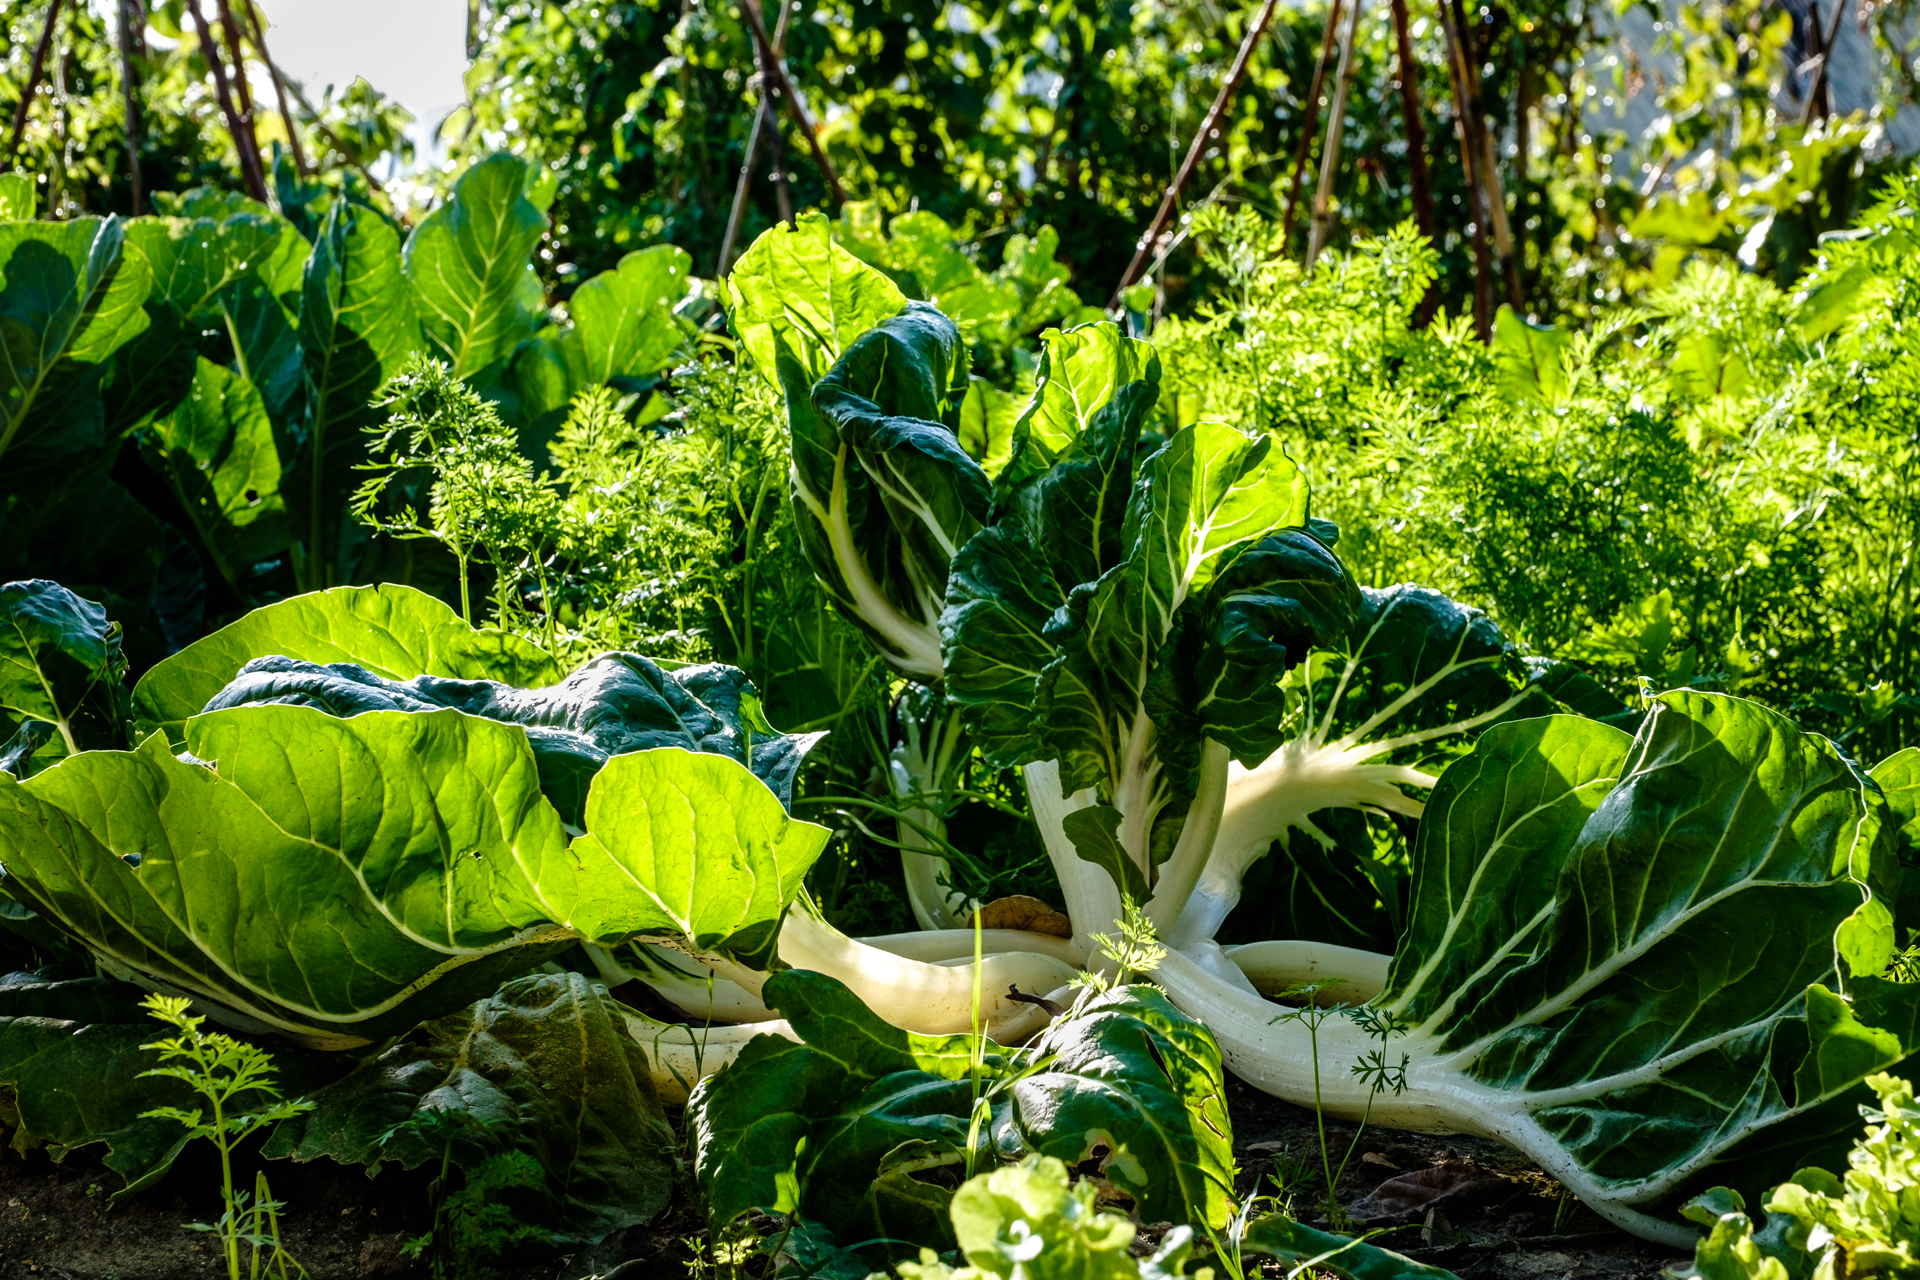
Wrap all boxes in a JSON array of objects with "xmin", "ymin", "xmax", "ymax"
[{"xmin": 138, "ymin": 994, "xmax": 315, "ymax": 1280}]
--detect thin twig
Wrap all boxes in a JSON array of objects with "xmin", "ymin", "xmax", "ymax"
[
  {"xmin": 1801, "ymin": 0, "xmax": 1849, "ymax": 124},
  {"xmin": 1110, "ymin": 0, "xmax": 1281, "ymax": 307},
  {"xmin": 737, "ymin": 0, "xmax": 846, "ymax": 205},
  {"xmin": 213, "ymin": 0, "xmax": 266, "ymax": 185},
  {"xmin": 5, "ymin": 0, "xmax": 65, "ymax": 165}
]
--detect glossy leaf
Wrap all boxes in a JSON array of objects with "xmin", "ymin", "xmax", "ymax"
[
  {"xmin": 0, "ymin": 219, "xmax": 153, "ymax": 487},
  {"xmin": 292, "ymin": 200, "xmax": 423, "ymax": 580},
  {"xmin": 0, "ymin": 579, "xmax": 128, "ymax": 763},
  {"xmin": 140, "ymin": 358, "xmax": 291, "ymax": 590},
  {"xmin": 1009, "ymin": 985, "xmax": 1235, "ymax": 1230}
]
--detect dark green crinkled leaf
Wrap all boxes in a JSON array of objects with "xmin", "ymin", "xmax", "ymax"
[
  {"xmin": 1009, "ymin": 985, "xmax": 1234, "ymax": 1230},
  {"xmin": 1063, "ymin": 805, "xmax": 1149, "ymax": 904},
  {"xmin": 786, "ymin": 302, "xmax": 983, "ymax": 682},
  {"xmin": 262, "ymin": 972, "xmax": 673, "ymax": 1244},
  {"xmin": 131, "ymin": 583, "xmax": 562, "ymax": 747},
  {"xmin": 201, "ymin": 650, "xmax": 824, "ymax": 827},
  {"xmin": 0, "ymin": 707, "xmax": 830, "ymax": 1044},
  {"xmin": 0, "ymin": 579, "xmax": 130, "ymax": 764}
]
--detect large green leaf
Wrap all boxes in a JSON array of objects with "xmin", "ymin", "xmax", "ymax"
[
  {"xmin": 263, "ymin": 971, "xmax": 674, "ymax": 1243},
  {"xmin": 1373, "ymin": 692, "xmax": 1911, "ymax": 1225},
  {"xmin": 199, "ymin": 649, "xmax": 823, "ymax": 827},
  {"xmin": 688, "ymin": 969, "xmax": 978, "ymax": 1253},
  {"xmin": 140, "ymin": 358, "xmax": 291, "ymax": 591},
  {"xmin": 1212, "ymin": 584, "xmax": 1562, "ymax": 953},
  {"xmin": 1009, "ymin": 985, "xmax": 1235, "ymax": 1231},
  {"xmin": 130, "ymin": 582, "xmax": 561, "ymax": 746},
  {"xmin": 292, "ymin": 200, "xmax": 422, "ymax": 584},
  {"xmin": 403, "ymin": 153, "xmax": 548, "ymax": 377},
  {"xmin": 0, "ymin": 579, "xmax": 129, "ymax": 766},
  {"xmin": 1039, "ymin": 420, "xmax": 1309, "ymax": 799},
  {"xmin": 122, "ymin": 211, "xmax": 306, "ymax": 323},
  {"xmin": 0, "ymin": 218, "xmax": 153, "ymax": 488},
  {"xmin": 571, "ymin": 748, "xmax": 829, "ymax": 966},
  {"xmin": 997, "ymin": 321, "xmax": 1158, "ymax": 498},
  {"xmin": 725, "ymin": 211, "xmax": 906, "ymax": 393},
  {"xmin": 0, "ymin": 707, "xmax": 829, "ymax": 1045},
  {"xmin": 565, "ymin": 244, "xmax": 689, "ymax": 384}
]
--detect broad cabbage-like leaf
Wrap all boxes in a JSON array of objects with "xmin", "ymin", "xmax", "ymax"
[
  {"xmin": 0, "ymin": 579, "xmax": 130, "ymax": 768},
  {"xmin": 291, "ymin": 200, "xmax": 423, "ymax": 582},
  {"xmin": 131, "ymin": 583, "xmax": 561, "ymax": 746},
  {"xmin": 139, "ymin": 358, "xmax": 291, "ymax": 590},
  {"xmin": 0, "ymin": 708, "xmax": 830, "ymax": 1046},
  {"xmin": 264, "ymin": 971, "xmax": 674, "ymax": 1243},
  {"xmin": 725, "ymin": 210, "xmax": 906, "ymax": 394},
  {"xmin": 199, "ymin": 650, "xmax": 823, "ymax": 827},
  {"xmin": 0, "ymin": 218, "xmax": 153, "ymax": 489},
  {"xmin": 403, "ymin": 153, "xmax": 547, "ymax": 377}
]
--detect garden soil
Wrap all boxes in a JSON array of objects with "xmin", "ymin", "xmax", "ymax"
[{"xmin": 0, "ymin": 1071, "xmax": 1690, "ymax": 1279}]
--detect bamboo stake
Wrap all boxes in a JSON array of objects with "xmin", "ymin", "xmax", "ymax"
[
  {"xmin": 1279, "ymin": 0, "xmax": 1344, "ymax": 253},
  {"xmin": 5, "ymin": 0, "xmax": 64, "ymax": 166},
  {"xmin": 1443, "ymin": 0, "xmax": 1521, "ymax": 308},
  {"xmin": 1305, "ymin": 0, "xmax": 1364, "ymax": 269},
  {"xmin": 738, "ymin": 0, "xmax": 847, "ymax": 206},
  {"xmin": 1800, "ymin": 0, "xmax": 1848, "ymax": 125},
  {"xmin": 1109, "ymin": 0, "xmax": 1281, "ymax": 307},
  {"xmin": 1387, "ymin": 0, "xmax": 1434, "ymax": 237},
  {"xmin": 240, "ymin": 0, "xmax": 309, "ymax": 176},
  {"xmin": 717, "ymin": 0, "xmax": 798, "ymax": 274},
  {"xmin": 116, "ymin": 0, "xmax": 145, "ymax": 213},
  {"xmin": 187, "ymin": 0, "xmax": 269, "ymax": 200},
  {"xmin": 1434, "ymin": 0, "xmax": 1493, "ymax": 336},
  {"xmin": 213, "ymin": 0, "xmax": 265, "ymax": 183}
]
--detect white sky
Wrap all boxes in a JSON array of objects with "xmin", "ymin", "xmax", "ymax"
[{"xmin": 252, "ymin": 0, "xmax": 470, "ymax": 130}]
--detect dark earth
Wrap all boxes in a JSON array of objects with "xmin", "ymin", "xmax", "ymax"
[{"xmin": 0, "ymin": 1071, "xmax": 1691, "ymax": 1279}]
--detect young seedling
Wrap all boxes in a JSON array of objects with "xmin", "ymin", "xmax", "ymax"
[{"xmin": 138, "ymin": 994, "xmax": 314, "ymax": 1280}]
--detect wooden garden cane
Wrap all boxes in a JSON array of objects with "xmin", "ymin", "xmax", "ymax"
[
  {"xmin": 717, "ymin": 0, "xmax": 800, "ymax": 275},
  {"xmin": 1278, "ymin": 0, "xmax": 1345, "ymax": 254},
  {"xmin": 240, "ymin": 0, "xmax": 311, "ymax": 177},
  {"xmin": 1109, "ymin": 0, "xmax": 1282, "ymax": 309},
  {"xmin": 214, "ymin": 0, "xmax": 268, "ymax": 185},
  {"xmin": 1305, "ymin": 0, "xmax": 1366, "ymax": 270},
  {"xmin": 116, "ymin": 0, "xmax": 145, "ymax": 213},
  {"xmin": 4, "ymin": 0, "xmax": 65, "ymax": 166},
  {"xmin": 738, "ymin": 0, "xmax": 847, "ymax": 207},
  {"xmin": 186, "ymin": 0, "xmax": 269, "ymax": 201}
]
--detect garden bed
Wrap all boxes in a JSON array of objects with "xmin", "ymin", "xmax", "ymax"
[{"xmin": 0, "ymin": 1074, "xmax": 1687, "ymax": 1280}]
